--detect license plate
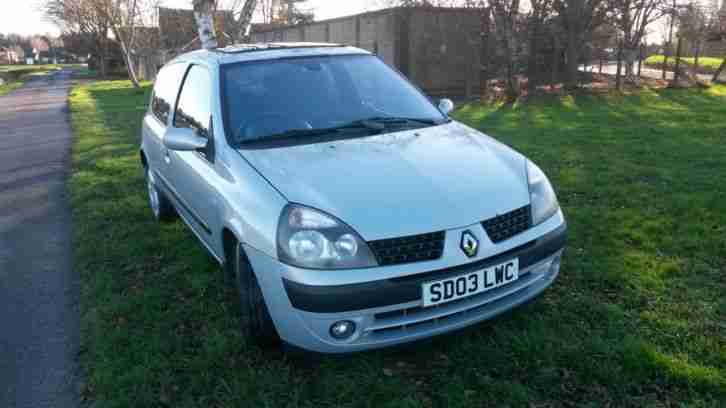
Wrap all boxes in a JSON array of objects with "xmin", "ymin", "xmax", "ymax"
[{"xmin": 422, "ymin": 259, "xmax": 519, "ymax": 307}]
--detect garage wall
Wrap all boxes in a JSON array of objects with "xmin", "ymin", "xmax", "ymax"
[
  {"xmin": 407, "ymin": 8, "xmax": 481, "ymax": 97},
  {"xmin": 249, "ymin": 7, "xmax": 482, "ymax": 96}
]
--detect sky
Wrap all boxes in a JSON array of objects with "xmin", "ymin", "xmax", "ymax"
[
  {"xmin": 0, "ymin": 0, "xmax": 375, "ymax": 37},
  {"xmin": 2, "ymin": 0, "xmax": 723, "ymax": 39},
  {"xmin": 1, "ymin": 1, "xmax": 60, "ymax": 36}
]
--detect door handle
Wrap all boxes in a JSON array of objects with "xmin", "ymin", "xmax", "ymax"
[{"xmin": 163, "ymin": 149, "xmax": 171, "ymax": 164}]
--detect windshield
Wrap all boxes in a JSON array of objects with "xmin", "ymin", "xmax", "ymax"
[{"xmin": 221, "ymin": 54, "xmax": 447, "ymax": 146}]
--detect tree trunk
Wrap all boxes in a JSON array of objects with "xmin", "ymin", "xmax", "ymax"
[
  {"xmin": 637, "ymin": 43, "xmax": 643, "ymax": 78},
  {"xmin": 565, "ymin": 28, "xmax": 579, "ymax": 89},
  {"xmin": 616, "ymin": 40, "xmax": 623, "ymax": 90},
  {"xmin": 193, "ymin": 0, "xmax": 219, "ymax": 50},
  {"xmin": 480, "ymin": 8, "xmax": 491, "ymax": 102},
  {"xmin": 552, "ymin": 34, "xmax": 561, "ymax": 87},
  {"xmin": 119, "ymin": 42, "xmax": 140, "ymax": 88},
  {"xmin": 673, "ymin": 35, "xmax": 682, "ymax": 83},
  {"xmin": 99, "ymin": 36, "xmax": 107, "ymax": 79},
  {"xmin": 623, "ymin": 47, "xmax": 639, "ymax": 83},
  {"xmin": 99, "ymin": 54, "xmax": 107, "ymax": 78},
  {"xmin": 693, "ymin": 43, "xmax": 700, "ymax": 74},
  {"xmin": 712, "ymin": 58, "xmax": 726, "ymax": 83},
  {"xmin": 235, "ymin": 0, "xmax": 259, "ymax": 43},
  {"xmin": 663, "ymin": 1, "xmax": 676, "ymax": 80},
  {"xmin": 527, "ymin": 23, "xmax": 539, "ymax": 93},
  {"xmin": 97, "ymin": 40, "xmax": 108, "ymax": 79}
]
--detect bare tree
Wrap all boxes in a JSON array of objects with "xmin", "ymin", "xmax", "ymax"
[
  {"xmin": 711, "ymin": 3, "xmax": 726, "ymax": 82},
  {"xmin": 195, "ymin": 0, "xmax": 269, "ymax": 44},
  {"xmin": 91, "ymin": 0, "xmax": 159, "ymax": 88},
  {"xmin": 44, "ymin": 0, "xmax": 112, "ymax": 77},
  {"xmin": 678, "ymin": 2, "xmax": 711, "ymax": 73},
  {"xmin": 489, "ymin": 0, "xmax": 522, "ymax": 97},
  {"xmin": 554, "ymin": 0, "xmax": 610, "ymax": 88},
  {"xmin": 257, "ymin": 0, "xmax": 277, "ymax": 24},
  {"xmin": 193, "ymin": 0, "xmax": 219, "ymax": 49},
  {"xmin": 611, "ymin": 0, "xmax": 667, "ymax": 82},
  {"xmin": 222, "ymin": 0, "xmax": 313, "ymax": 39},
  {"xmin": 529, "ymin": 0, "xmax": 555, "ymax": 90}
]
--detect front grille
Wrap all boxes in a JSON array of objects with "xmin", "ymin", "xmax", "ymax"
[
  {"xmin": 374, "ymin": 271, "xmax": 532, "ymax": 323},
  {"xmin": 482, "ymin": 206, "xmax": 532, "ymax": 243},
  {"xmin": 369, "ymin": 269, "xmax": 540, "ymax": 336},
  {"xmin": 368, "ymin": 231, "xmax": 445, "ymax": 266}
]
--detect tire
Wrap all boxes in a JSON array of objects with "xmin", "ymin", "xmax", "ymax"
[
  {"xmin": 145, "ymin": 166, "xmax": 176, "ymax": 222},
  {"xmin": 228, "ymin": 241, "xmax": 279, "ymax": 347}
]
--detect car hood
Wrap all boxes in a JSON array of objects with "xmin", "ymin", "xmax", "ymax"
[{"xmin": 239, "ymin": 121, "xmax": 530, "ymax": 241}]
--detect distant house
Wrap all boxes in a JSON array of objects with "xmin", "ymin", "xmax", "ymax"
[{"xmin": 0, "ymin": 47, "xmax": 20, "ymax": 65}]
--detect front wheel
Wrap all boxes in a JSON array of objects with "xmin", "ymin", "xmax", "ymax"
[
  {"xmin": 228, "ymin": 242, "xmax": 279, "ymax": 347},
  {"xmin": 145, "ymin": 166, "xmax": 176, "ymax": 222}
]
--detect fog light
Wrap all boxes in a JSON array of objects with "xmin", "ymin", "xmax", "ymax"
[{"xmin": 330, "ymin": 320, "xmax": 356, "ymax": 340}]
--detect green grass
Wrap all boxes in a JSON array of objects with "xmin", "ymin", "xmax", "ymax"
[
  {"xmin": 645, "ymin": 55, "xmax": 724, "ymax": 74},
  {"xmin": 69, "ymin": 80, "xmax": 726, "ymax": 407},
  {"xmin": 0, "ymin": 63, "xmax": 84, "ymax": 73},
  {"xmin": 0, "ymin": 64, "xmax": 76, "ymax": 95},
  {"xmin": 0, "ymin": 80, "xmax": 25, "ymax": 96}
]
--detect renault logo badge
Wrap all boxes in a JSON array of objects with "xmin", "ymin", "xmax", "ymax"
[{"xmin": 460, "ymin": 231, "xmax": 479, "ymax": 258}]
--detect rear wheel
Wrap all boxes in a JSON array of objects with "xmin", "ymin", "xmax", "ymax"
[
  {"xmin": 145, "ymin": 166, "xmax": 175, "ymax": 222},
  {"xmin": 227, "ymin": 241, "xmax": 279, "ymax": 347}
]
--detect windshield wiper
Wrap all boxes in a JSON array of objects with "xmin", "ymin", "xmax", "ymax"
[
  {"xmin": 238, "ymin": 121, "xmax": 383, "ymax": 145},
  {"xmin": 238, "ymin": 117, "xmax": 446, "ymax": 146},
  {"xmin": 357, "ymin": 116, "xmax": 446, "ymax": 127}
]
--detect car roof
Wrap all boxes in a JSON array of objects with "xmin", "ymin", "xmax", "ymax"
[{"xmin": 170, "ymin": 43, "xmax": 371, "ymax": 68}]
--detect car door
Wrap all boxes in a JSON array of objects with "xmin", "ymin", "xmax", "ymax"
[
  {"xmin": 142, "ymin": 63, "xmax": 188, "ymax": 175},
  {"xmin": 166, "ymin": 64, "xmax": 221, "ymax": 250}
]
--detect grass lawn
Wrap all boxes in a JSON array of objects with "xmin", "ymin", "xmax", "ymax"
[
  {"xmin": 0, "ymin": 64, "xmax": 77, "ymax": 96},
  {"xmin": 644, "ymin": 55, "xmax": 724, "ymax": 74},
  {"xmin": 69, "ymin": 81, "xmax": 726, "ymax": 407},
  {"xmin": 0, "ymin": 63, "xmax": 85, "ymax": 73},
  {"xmin": 0, "ymin": 80, "xmax": 25, "ymax": 96}
]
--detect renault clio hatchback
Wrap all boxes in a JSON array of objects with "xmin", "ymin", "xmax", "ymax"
[{"xmin": 140, "ymin": 43, "xmax": 567, "ymax": 353}]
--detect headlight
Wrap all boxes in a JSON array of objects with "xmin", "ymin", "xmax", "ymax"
[
  {"xmin": 277, "ymin": 204, "xmax": 378, "ymax": 269},
  {"xmin": 527, "ymin": 160, "xmax": 559, "ymax": 226}
]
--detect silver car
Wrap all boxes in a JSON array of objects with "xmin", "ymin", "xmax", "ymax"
[{"xmin": 140, "ymin": 43, "xmax": 567, "ymax": 353}]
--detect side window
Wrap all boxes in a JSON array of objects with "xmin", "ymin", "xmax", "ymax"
[
  {"xmin": 151, "ymin": 63, "xmax": 186, "ymax": 125},
  {"xmin": 174, "ymin": 65, "xmax": 212, "ymax": 140}
]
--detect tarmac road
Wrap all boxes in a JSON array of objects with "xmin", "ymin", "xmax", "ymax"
[{"xmin": 0, "ymin": 69, "xmax": 79, "ymax": 408}]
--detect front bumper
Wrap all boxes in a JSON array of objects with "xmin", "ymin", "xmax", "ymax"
[{"xmin": 247, "ymin": 215, "xmax": 567, "ymax": 353}]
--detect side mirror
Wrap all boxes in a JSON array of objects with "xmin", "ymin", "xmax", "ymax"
[
  {"xmin": 163, "ymin": 127, "xmax": 207, "ymax": 151},
  {"xmin": 438, "ymin": 98, "xmax": 454, "ymax": 116}
]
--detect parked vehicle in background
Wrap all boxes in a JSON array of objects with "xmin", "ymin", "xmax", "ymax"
[{"xmin": 140, "ymin": 43, "xmax": 567, "ymax": 353}]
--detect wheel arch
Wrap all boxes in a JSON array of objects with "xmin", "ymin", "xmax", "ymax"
[
  {"xmin": 222, "ymin": 227, "xmax": 238, "ymax": 265},
  {"xmin": 140, "ymin": 149, "xmax": 148, "ymax": 169},
  {"xmin": 220, "ymin": 217, "xmax": 252, "ymax": 266}
]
